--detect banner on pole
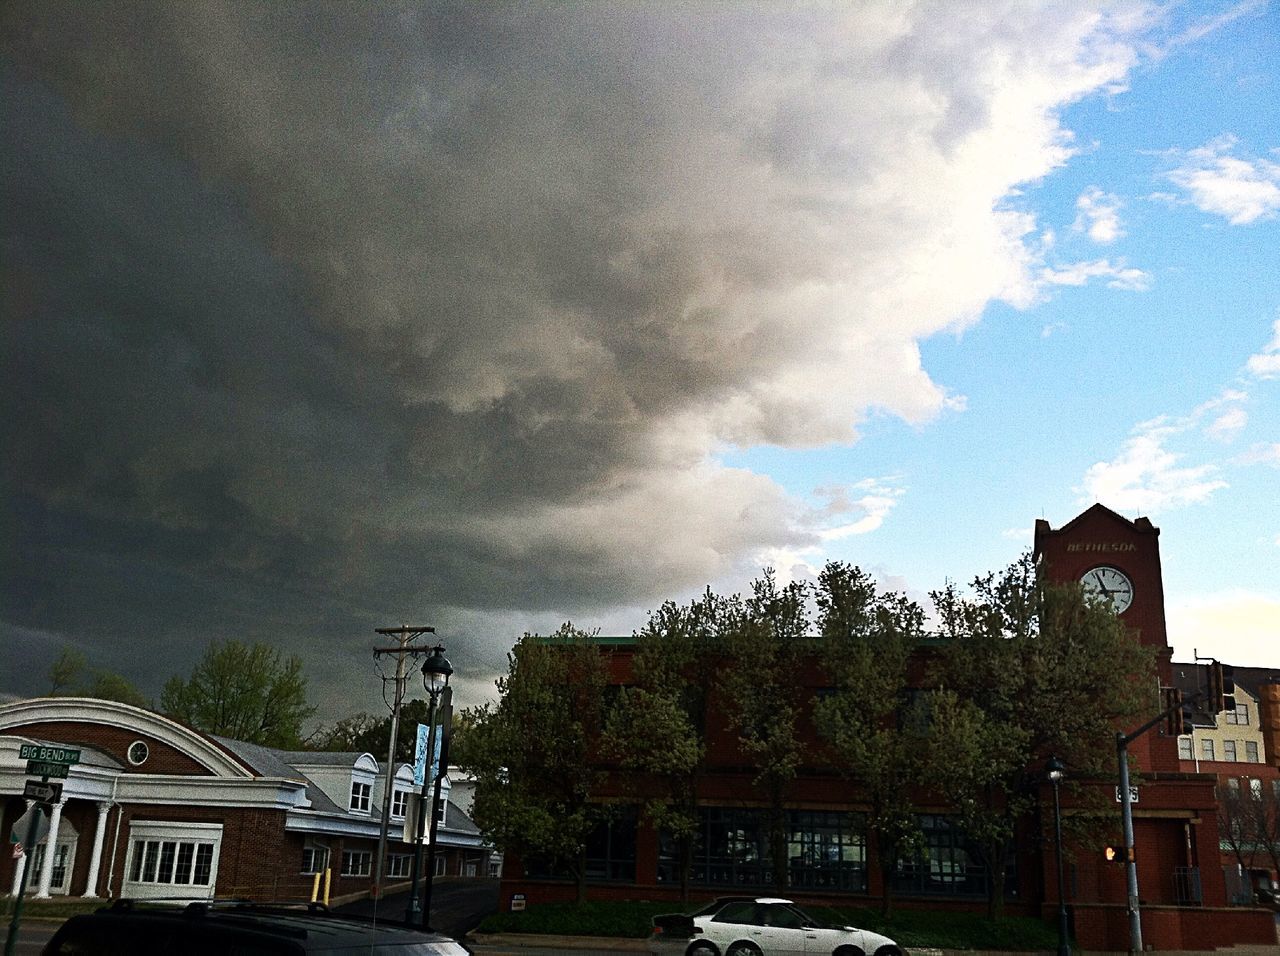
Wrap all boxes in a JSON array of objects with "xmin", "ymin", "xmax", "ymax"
[{"xmin": 413, "ymin": 723, "xmax": 443, "ymax": 787}]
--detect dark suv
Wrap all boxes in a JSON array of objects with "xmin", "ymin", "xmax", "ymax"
[{"xmin": 42, "ymin": 900, "xmax": 471, "ymax": 955}]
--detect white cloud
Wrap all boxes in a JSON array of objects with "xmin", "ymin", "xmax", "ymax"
[
  {"xmin": 1164, "ymin": 136, "xmax": 1280, "ymax": 225},
  {"xmin": 1246, "ymin": 319, "xmax": 1280, "ymax": 378},
  {"xmin": 1204, "ymin": 406, "xmax": 1248, "ymax": 441},
  {"xmin": 1194, "ymin": 389, "xmax": 1250, "ymax": 442},
  {"xmin": 1073, "ymin": 186, "xmax": 1125, "ymax": 242},
  {"xmin": 1238, "ymin": 442, "xmax": 1280, "ymax": 467},
  {"xmin": 1167, "ymin": 590, "xmax": 1280, "ymax": 669},
  {"xmin": 1079, "ymin": 419, "xmax": 1227, "ymax": 513},
  {"xmin": 813, "ymin": 479, "xmax": 908, "ymax": 540},
  {"xmin": 1040, "ymin": 259, "xmax": 1152, "ymax": 291}
]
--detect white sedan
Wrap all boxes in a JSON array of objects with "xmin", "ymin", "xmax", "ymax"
[{"xmin": 648, "ymin": 896, "xmax": 904, "ymax": 956}]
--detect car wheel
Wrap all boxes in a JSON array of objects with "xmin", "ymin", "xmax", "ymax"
[
  {"xmin": 833, "ymin": 947, "xmax": 864, "ymax": 956},
  {"xmin": 725, "ymin": 943, "xmax": 762, "ymax": 956},
  {"xmin": 872, "ymin": 947, "xmax": 903, "ymax": 956},
  {"xmin": 687, "ymin": 944, "xmax": 719, "ymax": 956}
]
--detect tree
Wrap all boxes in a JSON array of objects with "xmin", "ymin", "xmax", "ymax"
[
  {"xmin": 602, "ymin": 590, "xmax": 725, "ymax": 900},
  {"xmin": 718, "ymin": 570, "xmax": 811, "ymax": 892},
  {"xmin": 929, "ymin": 553, "xmax": 1155, "ymax": 918},
  {"xmin": 47, "ymin": 647, "xmax": 150, "ymax": 708},
  {"xmin": 160, "ymin": 640, "xmax": 316, "ymax": 748},
  {"xmin": 306, "ymin": 711, "xmax": 383, "ymax": 753},
  {"xmin": 455, "ymin": 624, "xmax": 612, "ymax": 902},
  {"xmin": 810, "ymin": 561, "xmax": 930, "ymax": 917}
]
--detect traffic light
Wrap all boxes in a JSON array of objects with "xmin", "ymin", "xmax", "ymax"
[
  {"xmin": 1165, "ymin": 688, "xmax": 1187, "ymax": 736},
  {"xmin": 1104, "ymin": 845, "xmax": 1133, "ymax": 864},
  {"xmin": 1208, "ymin": 660, "xmax": 1236, "ymax": 714}
]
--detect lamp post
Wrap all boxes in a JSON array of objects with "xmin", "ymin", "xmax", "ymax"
[
  {"xmin": 404, "ymin": 645, "xmax": 452, "ymax": 927},
  {"xmin": 1046, "ymin": 755, "xmax": 1070, "ymax": 956}
]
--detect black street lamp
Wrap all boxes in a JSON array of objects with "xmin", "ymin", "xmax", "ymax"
[
  {"xmin": 1047, "ymin": 755, "xmax": 1070, "ymax": 956},
  {"xmin": 404, "ymin": 645, "xmax": 452, "ymax": 928}
]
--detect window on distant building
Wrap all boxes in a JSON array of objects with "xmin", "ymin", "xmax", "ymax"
[
  {"xmin": 1178, "ymin": 737, "xmax": 1193, "ymax": 760},
  {"xmin": 1226, "ymin": 703, "xmax": 1249, "ymax": 725},
  {"xmin": 350, "ymin": 780, "xmax": 371, "ymax": 813},
  {"xmin": 1226, "ymin": 778, "xmax": 1240, "ymax": 794},
  {"xmin": 435, "ymin": 796, "xmax": 447, "ymax": 824},
  {"xmin": 1224, "ymin": 740, "xmax": 1237, "ymax": 761},
  {"xmin": 1246, "ymin": 741, "xmax": 1260, "ymax": 762},
  {"xmin": 1251, "ymin": 779, "xmax": 1263, "ymax": 800},
  {"xmin": 341, "ymin": 850, "xmax": 371, "ymax": 877},
  {"xmin": 391, "ymin": 788, "xmax": 408, "ymax": 819},
  {"xmin": 386, "ymin": 854, "xmax": 411, "ymax": 878},
  {"xmin": 1201, "ymin": 739, "xmax": 1215, "ymax": 761},
  {"xmin": 434, "ymin": 856, "xmax": 447, "ymax": 877},
  {"xmin": 301, "ymin": 842, "xmax": 329, "ymax": 875}
]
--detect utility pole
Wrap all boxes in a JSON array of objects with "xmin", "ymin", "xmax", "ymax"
[{"xmin": 371, "ymin": 624, "xmax": 435, "ymax": 899}]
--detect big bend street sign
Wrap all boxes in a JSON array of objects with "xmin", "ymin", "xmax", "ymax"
[{"xmin": 18, "ymin": 744, "xmax": 81, "ymax": 765}]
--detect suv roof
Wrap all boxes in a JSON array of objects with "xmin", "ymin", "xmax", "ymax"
[{"xmin": 43, "ymin": 900, "xmax": 471, "ymax": 955}]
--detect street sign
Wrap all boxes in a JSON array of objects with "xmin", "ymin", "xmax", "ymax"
[
  {"xmin": 25, "ymin": 760, "xmax": 70, "ymax": 779},
  {"xmin": 18, "ymin": 744, "xmax": 80, "ymax": 765},
  {"xmin": 23, "ymin": 780, "xmax": 62, "ymax": 803}
]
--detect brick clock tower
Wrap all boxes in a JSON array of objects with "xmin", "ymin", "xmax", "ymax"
[{"xmin": 1033, "ymin": 503, "xmax": 1178, "ymax": 770}]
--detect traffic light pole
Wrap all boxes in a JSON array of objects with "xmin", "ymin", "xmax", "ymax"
[{"xmin": 1115, "ymin": 688, "xmax": 1204, "ymax": 955}]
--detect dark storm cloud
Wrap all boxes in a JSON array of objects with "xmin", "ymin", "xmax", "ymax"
[{"xmin": 2, "ymin": 2, "xmax": 1145, "ymax": 712}]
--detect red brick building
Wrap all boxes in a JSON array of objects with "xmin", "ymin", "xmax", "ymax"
[
  {"xmin": 0, "ymin": 697, "xmax": 488, "ymax": 904},
  {"xmin": 496, "ymin": 505, "xmax": 1276, "ymax": 950}
]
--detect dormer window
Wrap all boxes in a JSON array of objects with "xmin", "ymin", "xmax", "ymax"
[
  {"xmin": 350, "ymin": 780, "xmax": 371, "ymax": 813},
  {"xmin": 391, "ymin": 788, "xmax": 408, "ymax": 819}
]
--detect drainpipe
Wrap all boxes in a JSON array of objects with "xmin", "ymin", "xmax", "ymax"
[{"xmin": 103, "ymin": 776, "xmax": 122, "ymax": 899}]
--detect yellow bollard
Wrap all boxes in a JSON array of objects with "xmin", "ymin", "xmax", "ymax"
[
  {"xmin": 323, "ymin": 868, "xmax": 331, "ymax": 906},
  {"xmin": 311, "ymin": 871, "xmax": 321, "ymax": 903}
]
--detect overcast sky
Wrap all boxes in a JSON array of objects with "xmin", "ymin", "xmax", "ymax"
[{"xmin": 4, "ymin": 1, "xmax": 1278, "ymax": 723}]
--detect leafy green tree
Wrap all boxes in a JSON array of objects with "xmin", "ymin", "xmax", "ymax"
[
  {"xmin": 455, "ymin": 624, "xmax": 612, "ymax": 902},
  {"xmin": 49, "ymin": 648, "xmax": 86, "ymax": 695},
  {"xmin": 306, "ymin": 711, "xmax": 384, "ymax": 753},
  {"xmin": 810, "ymin": 561, "xmax": 929, "ymax": 917},
  {"xmin": 160, "ymin": 640, "xmax": 316, "ymax": 747},
  {"xmin": 603, "ymin": 590, "xmax": 725, "ymax": 900},
  {"xmin": 719, "ymin": 570, "xmax": 811, "ymax": 892},
  {"xmin": 929, "ymin": 553, "xmax": 1155, "ymax": 918},
  {"xmin": 47, "ymin": 647, "xmax": 150, "ymax": 708}
]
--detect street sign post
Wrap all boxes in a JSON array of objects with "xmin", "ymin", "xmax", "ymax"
[
  {"xmin": 23, "ymin": 780, "xmax": 63, "ymax": 804},
  {"xmin": 6, "ymin": 746, "xmax": 78, "ymax": 956},
  {"xmin": 24, "ymin": 760, "xmax": 70, "ymax": 779},
  {"xmin": 4, "ymin": 807, "xmax": 46, "ymax": 956}
]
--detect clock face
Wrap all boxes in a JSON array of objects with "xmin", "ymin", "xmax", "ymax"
[{"xmin": 1080, "ymin": 565, "xmax": 1134, "ymax": 614}]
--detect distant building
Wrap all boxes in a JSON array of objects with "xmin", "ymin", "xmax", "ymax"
[
  {"xmin": 1171, "ymin": 662, "xmax": 1280, "ymax": 902},
  {"xmin": 494, "ymin": 505, "xmax": 1276, "ymax": 952},
  {"xmin": 0, "ymin": 697, "xmax": 488, "ymax": 902}
]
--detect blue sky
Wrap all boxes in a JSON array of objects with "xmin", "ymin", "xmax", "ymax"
[
  {"xmin": 718, "ymin": 1, "xmax": 1280, "ymax": 668},
  {"xmin": 3, "ymin": 2, "xmax": 1278, "ymax": 716}
]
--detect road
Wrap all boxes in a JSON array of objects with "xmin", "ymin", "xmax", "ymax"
[
  {"xmin": 5, "ymin": 918, "xmax": 58, "ymax": 955},
  {"xmin": 337, "ymin": 877, "xmax": 501, "ymax": 940}
]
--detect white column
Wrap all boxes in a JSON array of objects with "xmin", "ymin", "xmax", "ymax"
[
  {"xmin": 35, "ymin": 799, "xmax": 65, "ymax": 899},
  {"xmin": 83, "ymin": 802, "xmax": 110, "ymax": 897},
  {"xmin": 9, "ymin": 800, "xmax": 33, "ymax": 897}
]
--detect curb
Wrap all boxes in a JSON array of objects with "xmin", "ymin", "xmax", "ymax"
[{"xmin": 466, "ymin": 933, "xmax": 648, "ymax": 950}]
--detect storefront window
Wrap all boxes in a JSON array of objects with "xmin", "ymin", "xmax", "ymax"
[
  {"xmin": 659, "ymin": 808, "xmax": 866, "ymax": 891},
  {"xmin": 891, "ymin": 815, "xmax": 1007, "ymax": 899}
]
